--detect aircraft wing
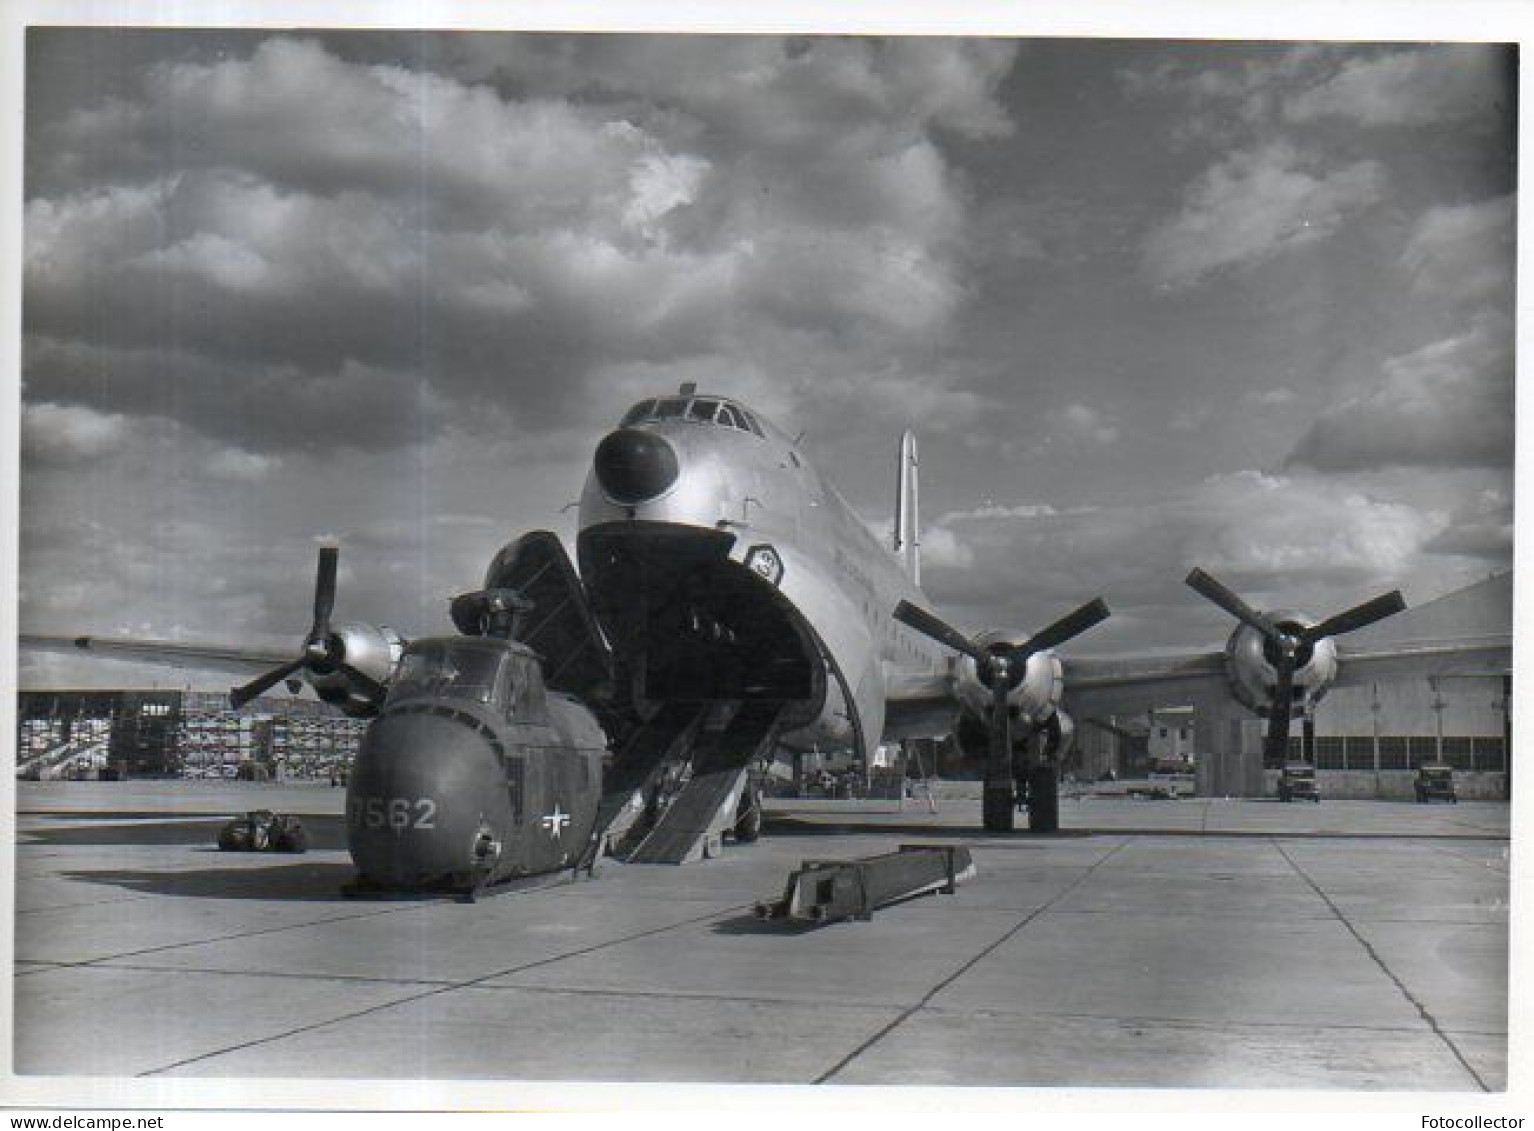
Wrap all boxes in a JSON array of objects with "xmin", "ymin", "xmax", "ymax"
[
  {"xmin": 1331, "ymin": 635, "xmax": 1512, "ymax": 687},
  {"xmin": 1060, "ymin": 633, "xmax": 1512, "ymax": 716},
  {"xmin": 1062, "ymin": 650, "xmax": 1228, "ymax": 712},
  {"xmin": 20, "ymin": 634, "xmax": 293, "ymax": 677}
]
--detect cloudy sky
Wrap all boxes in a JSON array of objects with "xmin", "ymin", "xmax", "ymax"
[{"xmin": 14, "ymin": 27, "xmax": 1516, "ymax": 689}]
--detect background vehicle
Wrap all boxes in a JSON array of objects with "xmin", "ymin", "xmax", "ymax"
[
  {"xmin": 1414, "ymin": 764, "xmax": 1458, "ymax": 804},
  {"xmin": 1277, "ymin": 762, "xmax": 1320, "ymax": 803}
]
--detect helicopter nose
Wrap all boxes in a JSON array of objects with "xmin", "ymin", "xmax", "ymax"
[
  {"xmin": 345, "ymin": 709, "xmax": 510, "ymax": 890},
  {"xmin": 593, "ymin": 427, "xmax": 680, "ymax": 504}
]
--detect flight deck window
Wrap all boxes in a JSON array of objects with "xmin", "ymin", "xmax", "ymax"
[
  {"xmin": 687, "ymin": 398, "xmax": 720, "ymax": 422},
  {"xmin": 717, "ymin": 405, "xmax": 743, "ymax": 429},
  {"xmin": 656, "ymin": 398, "xmax": 688, "ymax": 419},
  {"xmin": 739, "ymin": 409, "xmax": 763, "ymax": 436},
  {"xmin": 388, "ymin": 642, "xmax": 507, "ymax": 708},
  {"xmin": 507, "ymin": 654, "xmax": 548, "ymax": 721}
]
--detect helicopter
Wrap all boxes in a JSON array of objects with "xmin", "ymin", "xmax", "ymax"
[{"xmin": 229, "ymin": 548, "xmax": 612, "ymax": 896}]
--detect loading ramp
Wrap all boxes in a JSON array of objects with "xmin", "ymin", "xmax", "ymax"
[{"xmin": 627, "ymin": 701, "xmax": 785, "ymax": 865}]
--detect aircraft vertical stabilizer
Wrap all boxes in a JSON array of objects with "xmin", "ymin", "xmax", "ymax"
[{"xmin": 892, "ymin": 430, "xmax": 921, "ymax": 586}]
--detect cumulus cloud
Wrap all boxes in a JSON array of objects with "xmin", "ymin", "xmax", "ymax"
[
  {"xmin": 24, "ymin": 34, "xmax": 1019, "ymax": 458},
  {"xmin": 1184, "ymin": 470, "xmax": 1437, "ymax": 581},
  {"xmin": 918, "ymin": 469, "xmax": 1449, "ymax": 645},
  {"xmin": 1400, "ymin": 195, "xmax": 1515, "ymax": 311},
  {"xmin": 1143, "ymin": 142, "xmax": 1383, "ymax": 289},
  {"xmin": 1027, "ymin": 404, "xmax": 1121, "ymax": 451},
  {"xmin": 1287, "ymin": 313, "xmax": 1512, "ymax": 472},
  {"xmin": 1284, "ymin": 46, "xmax": 1512, "ymax": 127},
  {"xmin": 206, "ymin": 448, "xmax": 280, "ymax": 482},
  {"xmin": 21, "ymin": 401, "xmax": 130, "ymax": 465}
]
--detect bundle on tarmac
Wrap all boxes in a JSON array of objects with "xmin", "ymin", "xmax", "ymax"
[{"xmin": 216, "ymin": 810, "xmax": 309, "ymax": 853}]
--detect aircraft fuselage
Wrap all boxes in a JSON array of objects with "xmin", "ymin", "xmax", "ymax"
[{"xmin": 576, "ymin": 393, "xmax": 951, "ymax": 763}]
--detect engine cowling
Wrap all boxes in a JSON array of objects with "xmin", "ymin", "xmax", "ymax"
[
  {"xmin": 1223, "ymin": 609, "xmax": 1339, "ymax": 717},
  {"xmin": 309, "ymin": 621, "xmax": 405, "ymax": 717},
  {"xmin": 954, "ymin": 628, "xmax": 1065, "ymax": 727},
  {"xmin": 1053, "ymin": 708, "xmax": 1076, "ymax": 760}
]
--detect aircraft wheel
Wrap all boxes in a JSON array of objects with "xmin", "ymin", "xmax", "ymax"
[
  {"xmin": 733, "ymin": 781, "xmax": 762, "ymax": 843},
  {"xmin": 982, "ymin": 784, "xmax": 1015, "ymax": 832},
  {"xmin": 1027, "ymin": 765, "xmax": 1059, "ymax": 833}
]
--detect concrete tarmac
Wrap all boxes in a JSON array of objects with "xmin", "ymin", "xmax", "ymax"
[{"xmin": 12, "ymin": 782, "xmax": 1512, "ymax": 1093}]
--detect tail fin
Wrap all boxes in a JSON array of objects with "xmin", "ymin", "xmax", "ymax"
[{"xmin": 891, "ymin": 430, "xmax": 921, "ymax": 586}]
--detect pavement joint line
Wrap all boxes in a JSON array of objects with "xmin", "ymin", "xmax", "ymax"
[
  {"xmin": 27, "ymin": 901, "xmax": 428, "ymax": 971},
  {"xmin": 1270, "ymin": 837, "xmax": 1492, "ymax": 1093},
  {"xmin": 14, "ymin": 963, "xmax": 70, "ymax": 978},
  {"xmin": 137, "ymin": 900, "xmax": 753, "ymax": 1077},
  {"xmin": 452, "ymin": 980, "xmax": 910, "ymax": 1013},
  {"xmin": 812, "ymin": 835, "xmax": 1135, "ymax": 1085},
  {"xmin": 86, "ymin": 960, "xmax": 459, "ymax": 989}
]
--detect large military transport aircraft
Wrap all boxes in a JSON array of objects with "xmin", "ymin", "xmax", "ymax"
[{"xmin": 23, "ymin": 384, "xmax": 1513, "ymax": 890}]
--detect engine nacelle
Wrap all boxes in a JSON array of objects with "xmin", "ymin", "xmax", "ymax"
[
  {"xmin": 1223, "ymin": 609, "xmax": 1339, "ymax": 718},
  {"xmin": 1053, "ymin": 708, "xmax": 1076, "ymax": 760},
  {"xmin": 954, "ymin": 628, "xmax": 1065, "ymax": 727},
  {"xmin": 310, "ymin": 621, "xmax": 405, "ymax": 718}
]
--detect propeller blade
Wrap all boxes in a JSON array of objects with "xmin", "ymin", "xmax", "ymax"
[
  {"xmin": 1018, "ymin": 597, "xmax": 1111, "ymax": 658},
  {"xmin": 1185, "ymin": 567, "xmax": 1276, "ymax": 639},
  {"xmin": 893, "ymin": 600, "xmax": 987, "ymax": 664},
  {"xmin": 230, "ymin": 657, "xmax": 307, "ymax": 710},
  {"xmin": 1263, "ymin": 660, "xmax": 1297, "ymax": 765},
  {"xmin": 312, "ymin": 546, "xmax": 339, "ymax": 636},
  {"xmin": 1301, "ymin": 590, "xmax": 1406, "ymax": 645},
  {"xmin": 338, "ymin": 662, "xmax": 387, "ymax": 705}
]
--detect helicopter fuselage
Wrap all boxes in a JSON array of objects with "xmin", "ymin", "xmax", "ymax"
[{"xmin": 344, "ymin": 634, "xmax": 606, "ymax": 892}]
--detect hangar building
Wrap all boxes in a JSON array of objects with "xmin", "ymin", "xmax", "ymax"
[{"xmin": 16, "ymin": 689, "xmax": 364, "ymax": 781}]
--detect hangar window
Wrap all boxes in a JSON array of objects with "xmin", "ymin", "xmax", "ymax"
[
  {"xmin": 1314, "ymin": 736, "xmax": 1345, "ymax": 770},
  {"xmin": 1377, "ymin": 736, "xmax": 1410, "ymax": 771},
  {"xmin": 1474, "ymin": 736, "xmax": 1506, "ymax": 772}
]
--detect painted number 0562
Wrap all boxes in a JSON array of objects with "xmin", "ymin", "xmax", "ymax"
[{"xmin": 351, "ymin": 797, "xmax": 437, "ymax": 830}]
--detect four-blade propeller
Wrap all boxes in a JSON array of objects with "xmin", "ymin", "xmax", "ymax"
[
  {"xmin": 229, "ymin": 547, "xmax": 386, "ymax": 709},
  {"xmin": 1184, "ymin": 567, "xmax": 1405, "ymax": 763}
]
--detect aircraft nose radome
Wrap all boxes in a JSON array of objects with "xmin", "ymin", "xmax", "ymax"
[{"xmin": 594, "ymin": 428, "xmax": 680, "ymax": 504}]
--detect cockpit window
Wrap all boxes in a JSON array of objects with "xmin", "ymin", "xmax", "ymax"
[
  {"xmin": 617, "ymin": 395, "xmax": 764, "ymax": 437},
  {"xmin": 388, "ymin": 640, "xmax": 509, "ymax": 709}
]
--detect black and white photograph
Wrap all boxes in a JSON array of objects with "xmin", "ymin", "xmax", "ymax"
[{"xmin": 4, "ymin": 1, "xmax": 1524, "ymax": 1116}]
